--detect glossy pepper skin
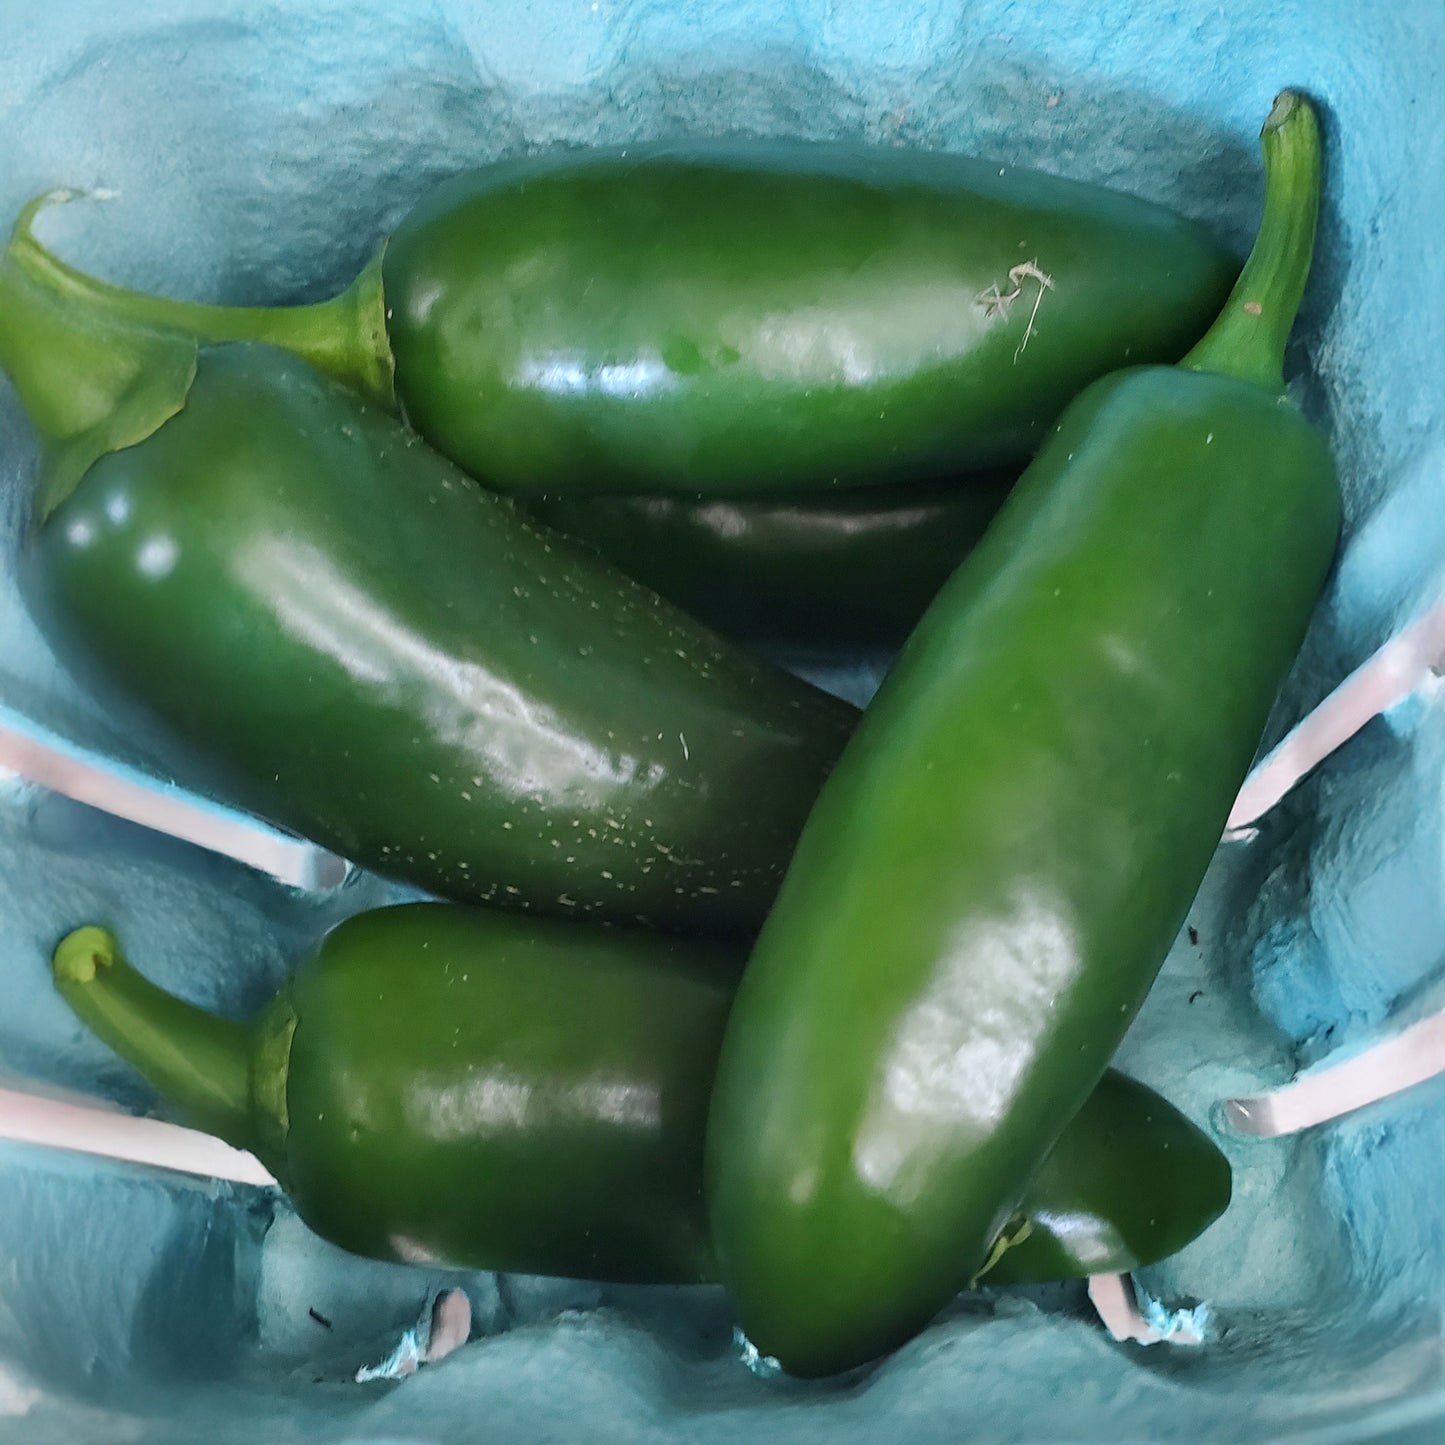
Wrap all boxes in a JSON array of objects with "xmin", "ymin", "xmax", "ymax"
[
  {"xmin": 706, "ymin": 92, "xmax": 1340, "ymax": 1376},
  {"xmin": 1, "ymin": 145, "xmax": 1236, "ymax": 498},
  {"xmin": 380, "ymin": 144, "xmax": 1237, "ymax": 495},
  {"xmin": 50, "ymin": 905, "xmax": 1229, "ymax": 1286},
  {"xmin": 0, "ymin": 199, "xmax": 1015, "ymax": 657},
  {"xmin": 0, "ymin": 267, "xmax": 856, "ymax": 934},
  {"xmin": 522, "ymin": 475, "xmax": 1016, "ymax": 653},
  {"xmin": 981, "ymin": 1068, "xmax": 1230, "ymax": 1287}
]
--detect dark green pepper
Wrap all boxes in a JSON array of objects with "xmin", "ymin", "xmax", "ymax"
[
  {"xmin": 522, "ymin": 476, "xmax": 1015, "ymax": 652},
  {"xmin": 0, "ymin": 240, "xmax": 856, "ymax": 936},
  {"xmin": 3, "ymin": 144, "xmax": 1236, "ymax": 497},
  {"xmin": 706, "ymin": 92, "xmax": 1339, "ymax": 1375},
  {"xmin": 979, "ymin": 1068, "xmax": 1230, "ymax": 1287},
  {"xmin": 0, "ymin": 196, "xmax": 1014, "ymax": 656},
  {"xmin": 50, "ymin": 905, "xmax": 1229, "ymax": 1287}
]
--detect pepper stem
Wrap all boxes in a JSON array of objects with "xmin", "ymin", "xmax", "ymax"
[
  {"xmin": 51, "ymin": 926, "xmax": 270, "ymax": 1160},
  {"xmin": 1180, "ymin": 90, "xmax": 1323, "ymax": 392},
  {"xmin": 1, "ymin": 190, "xmax": 393, "ymax": 407},
  {"xmin": 0, "ymin": 195, "xmax": 205, "ymax": 520}
]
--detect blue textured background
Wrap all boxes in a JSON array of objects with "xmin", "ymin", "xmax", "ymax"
[{"xmin": 0, "ymin": 2, "xmax": 1442, "ymax": 1440}]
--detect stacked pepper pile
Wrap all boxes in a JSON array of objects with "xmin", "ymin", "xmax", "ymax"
[{"xmin": 0, "ymin": 90, "xmax": 1337, "ymax": 1376}]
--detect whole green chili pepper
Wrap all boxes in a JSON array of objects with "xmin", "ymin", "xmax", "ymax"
[
  {"xmin": 706, "ymin": 91, "xmax": 1339, "ymax": 1376},
  {"xmin": 50, "ymin": 905, "xmax": 1229, "ymax": 1286},
  {"xmin": 522, "ymin": 475, "xmax": 1015, "ymax": 652},
  {"xmin": 0, "ymin": 242, "xmax": 856, "ymax": 935},
  {"xmin": 3, "ymin": 144, "xmax": 1235, "ymax": 497}
]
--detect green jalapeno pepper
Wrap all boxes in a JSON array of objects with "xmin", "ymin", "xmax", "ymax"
[
  {"xmin": 978, "ymin": 1066, "xmax": 1230, "ymax": 1287},
  {"xmin": 522, "ymin": 476, "xmax": 1015, "ymax": 652},
  {"xmin": 705, "ymin": 91, "xmax": 1339, "ymax": 1375},
  {"xmin": 0, "ymin": 239, "xmax": 856, "ymax": 935},
  {"xmin": 2, "ymin": 143, "xmax": 1236, "ymax": 498},
  {"xmin": 50, "ymin": 905, "xmax": 1229, "ymax": 1287},
  {"xmin": 0, "ymin": 190, "xmax": 1005, "ymax": 655}
]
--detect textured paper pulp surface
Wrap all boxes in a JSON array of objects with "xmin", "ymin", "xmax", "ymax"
[{"xmin": 0, "ymin": 2, "xmax": 1442, "ymax": 1440}]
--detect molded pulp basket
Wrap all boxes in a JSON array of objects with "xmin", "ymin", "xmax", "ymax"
[{"xmin": 1, "ymin": 2, "xmax": 1442, "ymax": 1441}]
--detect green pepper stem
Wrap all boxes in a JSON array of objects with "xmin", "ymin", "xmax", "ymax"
[
  {"xmin": 0, "ymin": 196, "xmax": 209, "ymax": 522},
  {"xmin": 0, "ymin": 190, "xmax": 393, "ymax": 407},
  {"xmin": 1181, "ymin": 90, "xmax": 1323, "ymax": 392},
  {"xmin": 51, "ymin": 926, "xmax": 272, "ymax": 1162}
]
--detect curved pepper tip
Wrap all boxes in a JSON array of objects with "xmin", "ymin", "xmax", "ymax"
[
  {"xmin": 1265, "ymin": 89, "xmax": 1304, "ymax": 131},
  {"xmin": 52, "ymin": 924, "xmax": 118, "ymax": 988},
  {"xmin": 10, "ymin": 188, "xmax": 121, "ymax": 249},
  {"xmin": 15, "ymin": 187, "xmax": 82, "ymax": 230}
]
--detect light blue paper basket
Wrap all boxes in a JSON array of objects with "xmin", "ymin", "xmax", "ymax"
[{"xmin": 0, "ymin": 2, "xmax": 1441, "ymax": 1440}]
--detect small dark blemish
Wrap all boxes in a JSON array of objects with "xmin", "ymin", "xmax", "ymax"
[
  {"xmin": 1187, "ymin": 926, "xmax": 1200, "ymax": 946},
  {"xmin": 309, "ymin": 1308, "xmax": 333, "ymax": 1329},
  {"xmin": 1188, "ymin": 990, "xmax": 1204, "ymax": 1005}
]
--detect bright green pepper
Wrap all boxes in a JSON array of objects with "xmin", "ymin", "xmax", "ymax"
[
  {"xmin": 2, "ymin": 144, "xmax": 1236, "ymax": 497},
  {"xmin": 705, "ymin": 92, "xmax": 1339, "ymax": 1375},
  {"xmin": 50, "ymin": 905, "xmax": 1229, "ymax": 1287},
  {"xmin": 0, "ymin": 239, "xmax": 856, "ymax": 935},
  {"xmin": 522, "ymin": 476, "xmax": 1015, "ymax": 653}
]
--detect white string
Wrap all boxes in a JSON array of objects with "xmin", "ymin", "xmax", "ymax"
[
  {"xmin": 1222, "ymin": 1005, "xmax": 1445, "ymax": 1138},
  {"xmin": 0, "ymin": 1084, "xmax": 275, "ymax": 1186},
  {"xmin": 0, "ymin": 710, "xmax": 348, "ymax": 892},
  {"xmin": 1227, "ymin": 592, "xmax": 1445, "ymax": 833}
]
